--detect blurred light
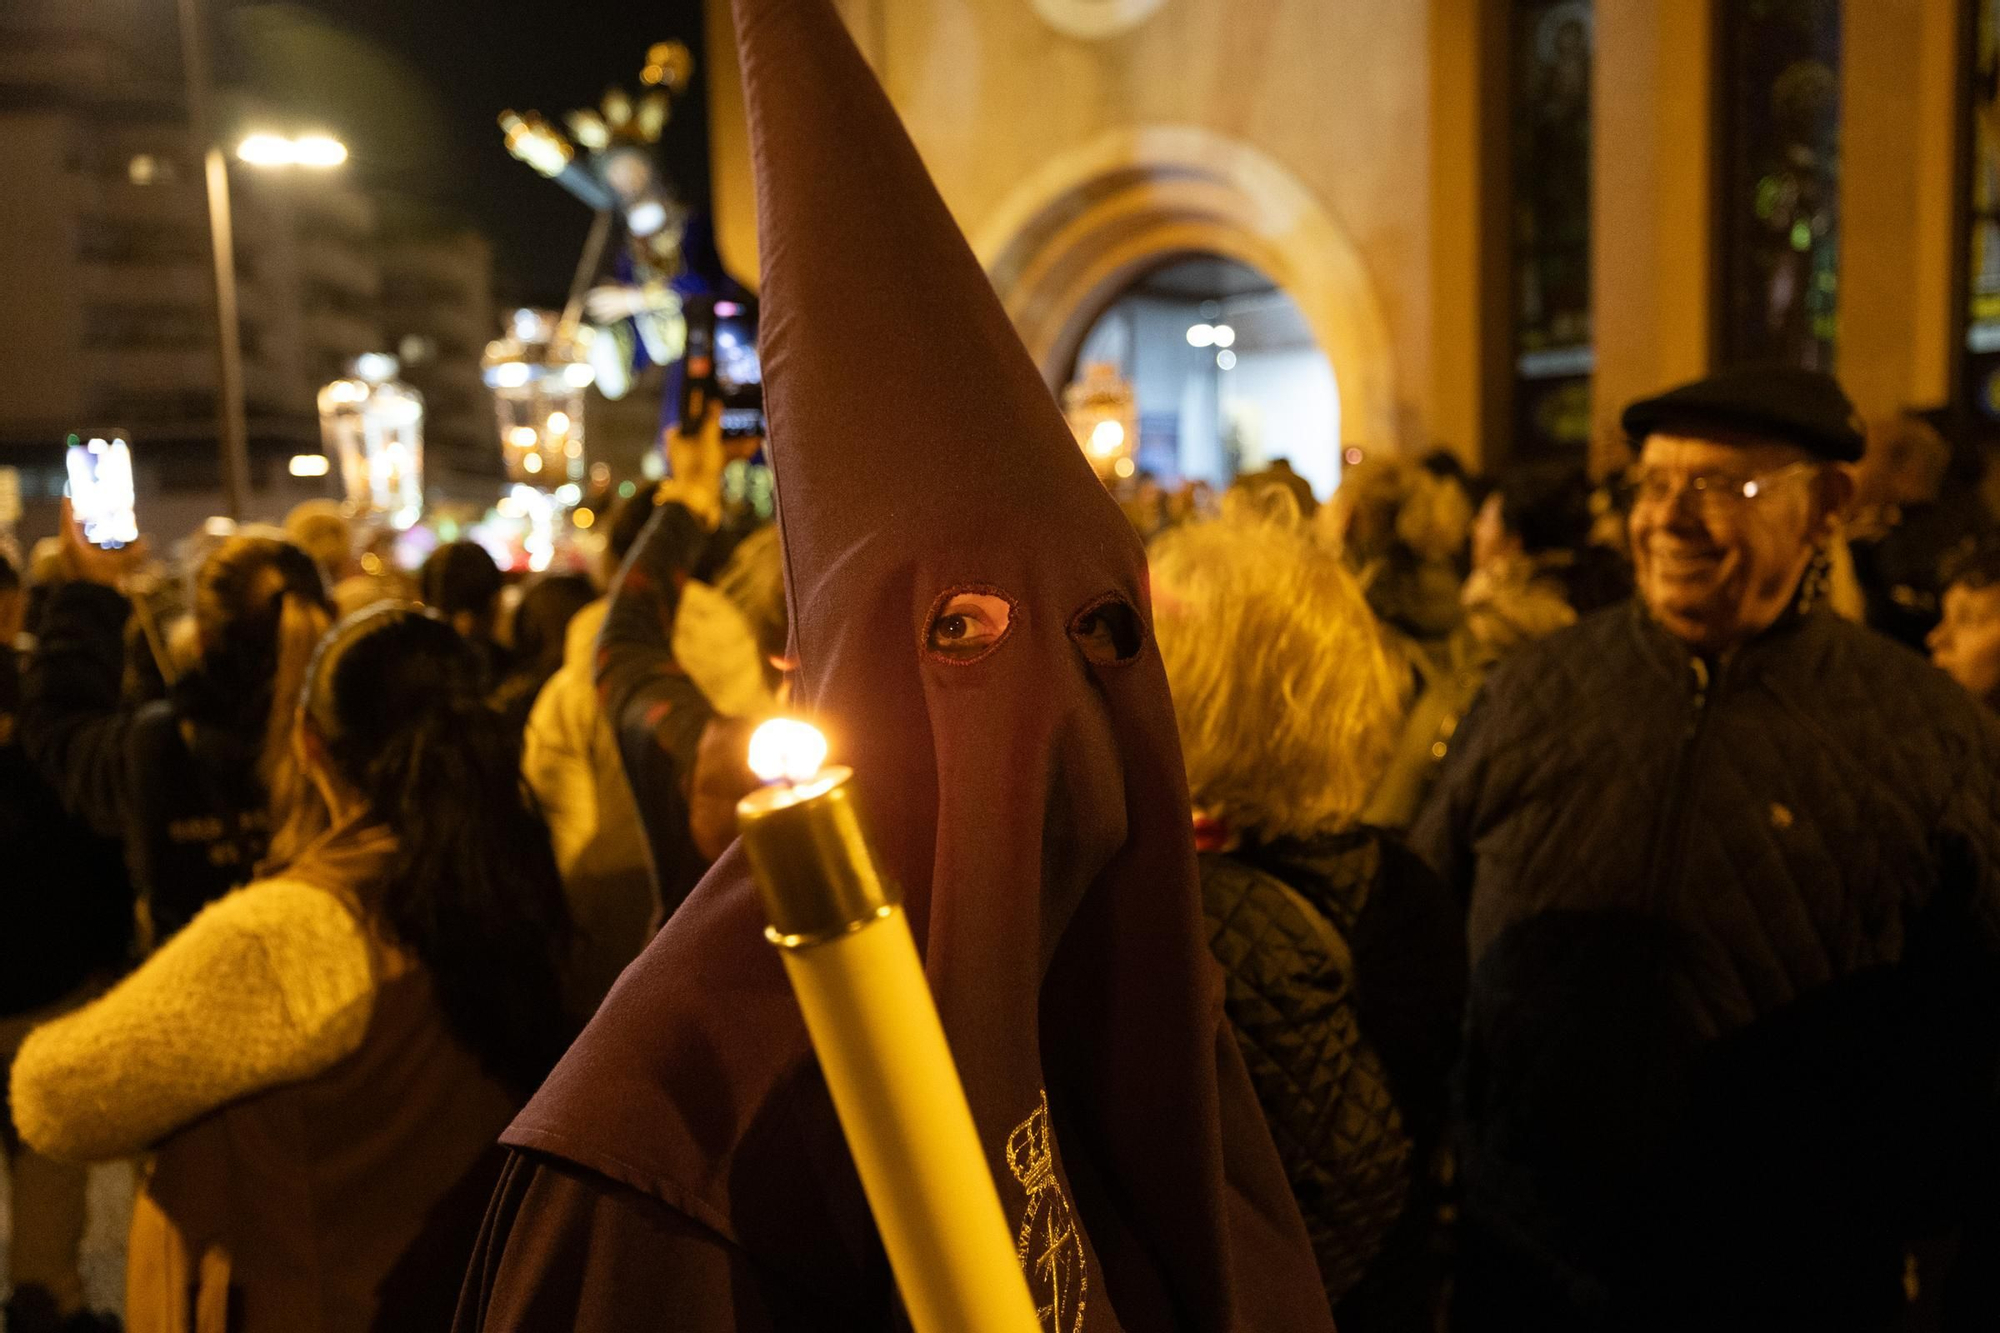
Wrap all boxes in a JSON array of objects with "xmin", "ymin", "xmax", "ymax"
[
  {"xmin": 563, "ymin": 362, "xmax": 596, "ymax": 388},
  {"xmin": 354, "ymin": 352, "xmax": 398, "ymax": 383},
  {"xmin": 546, "ymin": 411, "xmax": 571, "ymax": 434},
  {"xmin": 1199, "ymin": 300, "xmax": 1222, "ymax": 319},
  {"xmin": 1344, "ymin": 446, "xmax": 1365, "ymax": 466},
  {"xmin": 1113, "ymin": 457, "xmax": 1136, "ymax": 478},
  {"xmin": 236, "ymin": 132, "xmax": 347, "ymax": 168},
  {"xmin": 288, "ymin": 454, "xmax": 330, "ymax": 477},
  {"xmin": 1186, "ymin": 324, "xmax": 1215, "ymax": 348},
  {"xmin": 235, "ymin": 133, "xmax": 295, "ymax": 166},
  {"xmin": 499, "ymin": 111, "xmax": 572, "ymax": 178},
  {"xmin": 573, "ymin": 506, "xmax": 596, "ymax": 529},
  {"xmin": 291, "ymin": 135, "xmax": 348, "ymax": 167},
  {"xmin": 1216, "ymin": 349, "xmax": 1237, "ymax": 370},
  {"xmin": 748, "ymin": 718, "xmax": 829, "ymax": 784},
  {"xmin": 589, "ymin": 462, "xmax": 611, "ymax": 485},
  {"xmin": 1088, "ymin": 420, "xmax": 1125, "ymax": 455},
  {"xmin": 618, "ymin": 480, "xmax": 638, "ymax": 499},
  {"xmin": 522, "ymin": 451, "xmax": 544, "ymax": 474},
  {"xmin": 511, "ymin": 308, "xmax": 543, "ymax": 340},
  {"xmin": 324, "ymin": 380, "xmax": 365, "ymax": 405},
  {"xmin": 127, "ymin": 154, "xmax": 161, "ymax": 185},
  {"xmin": 507, "ymin": 426, "xmax": 540, "ymax": 448},
  {"xmin": 626, "ymin": 200, "xmax": 669, "ymax": 237},
  {"xmin": 360, "ymin": 552, "xmax": 384, "ymax": 575},
  {"xmin": 202, "ymin": 516, "xmax": 237, "ymax": 537},
  {"xmin": 714, "ymin": 301, "xmax": 742, "ymax": 318},
  {"xmin": 565, "ymin": 440, "xmax": 583, "ymax": 457},
  {"xmin": 1210, "ymin": 324, "xmax": 1236, "ymax": 349},
  {"xmin": 554, "ymin": 483, "xmax": 582, "ymax": 506},
  {"xmin": 491, "ymin": 362, "xmax": 531, "ymax": 389}
]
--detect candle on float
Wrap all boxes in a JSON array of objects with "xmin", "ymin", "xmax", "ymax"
[{"xmin": 736, "ymin": 719, "xmax": 1039, "ymax": 1333}]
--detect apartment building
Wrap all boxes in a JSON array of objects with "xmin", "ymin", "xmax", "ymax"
[{"xmin": 0, "ymin": 15, "xmax": 499, "ymax": 528}]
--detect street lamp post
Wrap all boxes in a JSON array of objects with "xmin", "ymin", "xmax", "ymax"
[
  {"xmin": 174, "ymin": 0, "xmax": 251, "ymax": 520},
  {"xmin": 173, "ymin": 0, "xmax": 348, "ymax": 520}
]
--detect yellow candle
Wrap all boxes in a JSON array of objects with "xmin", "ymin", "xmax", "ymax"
[{"xmin": 737, "ymin": 720, "xmax": 1040, "ymax": 1333}]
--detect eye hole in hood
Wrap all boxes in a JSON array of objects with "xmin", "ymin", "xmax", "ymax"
[
  {"xmin": 1070, "ymin": 594, "xmax": 1143, "ymax": 665},
  {"xmin": 923, "ymin": 588, "xmax": 1017, "ymax": 664}
]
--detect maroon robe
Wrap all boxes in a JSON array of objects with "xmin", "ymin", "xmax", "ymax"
[{"xmin": 453, "ymin": 0, "xmax": 1335, "ymax": 1327}]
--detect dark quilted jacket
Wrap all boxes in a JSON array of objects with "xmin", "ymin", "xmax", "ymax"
[
  {"xmin": 1201, "ymin": 830, "xmax": 1465, "ymax": 1329},
  {"xmin": 1412, "ymin": 600, "xmax": 2000, "ymax": 1327}
]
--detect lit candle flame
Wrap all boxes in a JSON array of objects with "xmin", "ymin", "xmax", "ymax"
[{"xmin": 748, "ymin": 718, "xmax": 829, "ymax": 785}]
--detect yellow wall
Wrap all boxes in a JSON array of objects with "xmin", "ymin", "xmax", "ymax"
[
  {"xmin": 709, "ymin": 0, "xmax": 1973, "ymax": 473},
  {"xmin": 1839, "ymin": 0, "xmax": 1960, "ymax": 422},
  {"xmin": 709, "ymin": 0, "xmax": 1439, "ymax": 454},
  {"xmin": 1591, "ymin": 0, "xmax": 1715, "ymax": 473}
]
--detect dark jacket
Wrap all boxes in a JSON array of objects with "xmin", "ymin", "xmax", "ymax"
[
  {"xmin": 1413, "ymin": 600, "xmax": 2000, "ymax": 1329},
  {"xmin": 0, "ymin": 645, "xmax": 132, "ymax": 1016},
  {"xmin": 1201, "ymin": 830, "xmax": 1465, "ymax": 1330},
  {"xmin": 20, "ymin": 582, "xmax": 270, "ymax": 944}
]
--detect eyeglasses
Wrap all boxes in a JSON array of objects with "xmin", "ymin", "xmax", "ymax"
[{"xmin": 1622, "ymin": 461, "xmax": 1818, "ymax": 516}]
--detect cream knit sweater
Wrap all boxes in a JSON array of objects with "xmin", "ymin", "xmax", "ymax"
[{"xmin": 10, "ymin": 879, "xmax": 376, "ymax": 1164}]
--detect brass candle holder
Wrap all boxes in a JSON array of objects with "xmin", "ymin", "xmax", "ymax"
[{"xmin": 736, "ymin": 720, "xmax": 1039, "ymax": 1333}]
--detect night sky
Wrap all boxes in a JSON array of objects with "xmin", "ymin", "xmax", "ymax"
[{"xmin": 261, "ymin": 0, "xmax": 713, "ymax": 307}]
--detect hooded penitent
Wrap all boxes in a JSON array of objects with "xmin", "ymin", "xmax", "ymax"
[{"xmin": 471, "ymin": 0, "xmax": 1334, "ymax": 1327}]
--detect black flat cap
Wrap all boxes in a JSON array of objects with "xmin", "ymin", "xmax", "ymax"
[{"xmin": 1621, "ymin": 367, "xmax": 1865, "ymax": 463}]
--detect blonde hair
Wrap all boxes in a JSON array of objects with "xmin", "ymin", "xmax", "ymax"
[
  {"xmin": 1315, "ymin": 454, "xmax": 1473, "ymax": 566},
  {"xmin": 284, "ymin": 500, "xmax": 355, "ymax": 581},
  {"xmin": 1151, "ymin": 494, "xmax": 1408, "ymax": 841},
  {"xmin": 258, "ymin": 591, "xmax": 335, "ymax": 870}
]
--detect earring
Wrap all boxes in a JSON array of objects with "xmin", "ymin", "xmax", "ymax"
[{"xmin": 1796, "ymin": 544, "xmax": 1833, "ymax": 614}]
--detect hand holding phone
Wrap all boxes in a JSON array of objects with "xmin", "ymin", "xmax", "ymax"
[{"xmin": 59, "ymin": 497, "xmax": 147, "ymax": 589}]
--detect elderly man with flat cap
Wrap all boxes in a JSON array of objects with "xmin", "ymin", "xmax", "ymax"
[{"xmin": 1413, "ymin": 367, "xmax": 2000, "ymax": 1329}]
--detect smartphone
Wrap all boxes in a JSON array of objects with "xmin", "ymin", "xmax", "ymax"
[
  {"xmin": 711, "ymin": 298, "xmax": 766, "ymax": 439},
  {"xmin": 65, "ymin": 433, "xmax": 138, "ymax": 549},
  {"xmin": 679, "ymin": 296, "xmax": 718, "ymax": 428}
]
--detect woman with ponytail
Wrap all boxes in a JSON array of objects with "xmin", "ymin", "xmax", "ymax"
[
  {"xmin": 21, "ymin": 511, "xmax": 333, "ymax": 944},
  {"xmin": 11, "ymin": 604, "xmax": 575, "ymax": 1333}
]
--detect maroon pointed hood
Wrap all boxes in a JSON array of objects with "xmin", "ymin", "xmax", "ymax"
[{"xmin": 503, "ymin": 1, "xmax": 1334, "ymax": 1328}]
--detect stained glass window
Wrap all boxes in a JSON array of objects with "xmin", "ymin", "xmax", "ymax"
[
  {"xmin": 1964, "ymin": 0, "xmax": 2000, "ymax": 421},
  {"xmin": 1717, "ymin": 0, "xmax": 1842, "ymax": 371},
  {"xmin": 1511, "ymin": 0, "xmax": 1594, "ymax": 456}
]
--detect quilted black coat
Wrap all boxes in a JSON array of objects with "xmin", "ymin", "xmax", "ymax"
[
  {"xmin": 1412, "ymin": 600, "xmax": 2000, "ymax": 1328},
  {"xmin": 1201, "ymin": 830, "xmax": 1465, "ymax": 1330}
]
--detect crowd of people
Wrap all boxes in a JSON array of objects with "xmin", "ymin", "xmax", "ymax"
[
  {"xmin": 8, "ymin": 0, "xmax": 2000, "ymax": 1327},
  {"xmin": 11, "ymin": 376, "xmax": 1996, "ymax": 1333}
]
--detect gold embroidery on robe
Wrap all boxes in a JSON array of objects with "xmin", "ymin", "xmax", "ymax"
[{"xmin": 1007, "ymin": 1090, "xmax": 1087, "ymax": 1333}]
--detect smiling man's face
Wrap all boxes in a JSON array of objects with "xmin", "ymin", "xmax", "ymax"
[{"xmin": 1628, "ymin": 432, "xmax": 1833, "ymax": 655}]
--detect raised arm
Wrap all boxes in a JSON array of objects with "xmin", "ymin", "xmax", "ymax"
[{"xmin": 596, "ymin": 497, "xmax": 718, "ymax": 919}]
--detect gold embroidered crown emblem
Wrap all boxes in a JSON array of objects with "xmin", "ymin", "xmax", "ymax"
[
  {"xmin": 1006, "ymin": 1093, "xmax": 1057, "ymax": 1194},
  {"xmin": 1006, "ymin": 1091, "xmax": 1087, "ymax": 1333}
]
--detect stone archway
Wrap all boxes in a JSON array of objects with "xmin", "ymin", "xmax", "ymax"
[{"xmin": 971, "ymin": 126, "xmax": 1398, "ymax": 451}]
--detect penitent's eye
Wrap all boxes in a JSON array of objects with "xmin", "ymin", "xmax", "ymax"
[
  {"xmin": 925, "ymin": 591, "xmax": 1015, "ymax": 662},
  {"xmin": 1069, "ymin": 597, "xmax": 1143, "ymax": 664}
]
